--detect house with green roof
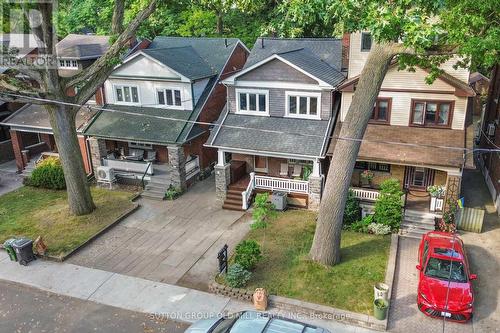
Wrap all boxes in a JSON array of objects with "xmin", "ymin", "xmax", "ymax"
[{"xmin": 84, "ymin": 37, "xmax": 249, "ymax": 199}]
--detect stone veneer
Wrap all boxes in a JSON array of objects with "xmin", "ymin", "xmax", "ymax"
[
  {"xmin": 167, "ymin": 144, "xmax": 187, "ymax": 191},
  {"xmin": 214, "ymin": 163, "xmax": 231, "ymax": 201},
  {"xmin": 88, "ymin": 137, "xmax": 107, "ymax": 175},
  {"xmin": 308, "ymin": 176, "xmax": 323, "ymax": 210}
]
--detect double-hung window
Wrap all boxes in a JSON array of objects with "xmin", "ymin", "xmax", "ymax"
[
  {"xmin": 236, "ymin": 89, "xmax": 268, "ymax": 115},
  {"xmin": 115, "ymin": 85, "xmax": 139, "ymax": 104},
  {"xmin": 361, "ymin": 32, "xmax": 372, "ymax": 52},
  {"xmin": 286, "ymin": 92, "xmax": 321, "ymax": 119},
  {"xmin": 59, "ymin": 59, "xmax": 78, "ymax": 69},
  {"xmin": 157, "ymin": 89, "xmax": 182, "ymax": 107},
  {"xmin": 370, "ymin": 98, "xmax": 391, "ymax": 123},
  {"xmin": 411, "ymin": 100, "xmax": 453, "ymax": 127}
]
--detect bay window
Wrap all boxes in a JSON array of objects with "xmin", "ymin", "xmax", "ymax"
[
  {"xmin": 115, "ymin": 85, "xmax": 139, "ymax": 104},
  {"xmin": 236, "ymin": 89, "xmax": 268, "ymax": 114},
  {"xmin": 157, "ymin": 89, "xmax": 182, "ymax": 107},
  {"xmin": 286, "ymin": 92, "xmax": 321, "ymax": 119},
  {"xmin": 371, "ymin": 98, "xmax": 391, "ymax": 123},
  {"xmin": 411, "ymin": 100, "xmax": 453, "ymax": 127}
]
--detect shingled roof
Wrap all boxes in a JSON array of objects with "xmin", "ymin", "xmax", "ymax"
[{"xmin": 56, "ymin": 34, "xmax": 111, "ymax": 59}]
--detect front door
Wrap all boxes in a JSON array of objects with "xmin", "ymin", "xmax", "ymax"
[
  {"xmin": 254, "ymin": 156, "xmax": 268, "ymax": 173},
  {"xmin": 404, "ymin": 166, "xmax": 435, "ymax": 191}
]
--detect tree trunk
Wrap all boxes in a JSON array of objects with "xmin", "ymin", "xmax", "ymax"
[
  {"xmin": 111, "ymin": 0, "xmax": 125, "ymax": 34},
  {"xmin": 309, "ymin": 43, "xmax": 399, "ymax": 266},
  {"xmin": 47, "ymin": 105, "xmax": 95, "ymax": 215},
  {"xmin": 216, "ymin": 11, "xmax": 223, "ymax": 35}
]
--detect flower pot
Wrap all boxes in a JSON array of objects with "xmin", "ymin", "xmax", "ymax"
[
  {"xmin": 360, "ymin": 178, "xmax": 371, "ymax": 188},
  {"xmin": 373, "ymin": 298, "xmax": 389, "ymax": 320}
]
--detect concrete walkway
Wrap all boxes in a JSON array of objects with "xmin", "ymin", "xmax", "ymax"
[
  {"xmin": 0, "ymin": 252, "xmax": 375, "ymax": 333},
  {"xmin": 0, "ymin": 160, "xmax": 23, "ymax": 196},
  {"xmin": 69, "ymin": 177, "xmax": 249, "ymax": 290}
]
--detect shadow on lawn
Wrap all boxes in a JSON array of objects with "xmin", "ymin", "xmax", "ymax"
[{"xmin": 340, "ymin": 235, "xmax": 390, "ymax": 263}]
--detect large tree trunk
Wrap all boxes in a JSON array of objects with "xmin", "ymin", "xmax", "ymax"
[
  {"xmin": 216, "ymin": 11, "xmax": 223, "ymax": 35},
  {"xmin": 111, "ymin": 0, "xmax": 125, "ymax": 34},
  {"xmin": 47, "ymin": 105, "xmax": 95, "ymax": 215},
  {"xmin": 309, "ymin": 43, "xmax": 400, "ymax": 265}
]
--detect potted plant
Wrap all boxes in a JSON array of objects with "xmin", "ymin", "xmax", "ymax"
[
  {"xmin": 360, "ymin": 170, "xmax": 374, "ymax": 187},
  {"xmin": 373, "ymin": 298, "xmax": 389, "ymax": 320},
  {"xmin": 427, "ymin": 185, "xmax": 445, "ymax": 212},
  {"xmin": 438, "ymin": 200, "xmax": 458, "ymax": 232}
]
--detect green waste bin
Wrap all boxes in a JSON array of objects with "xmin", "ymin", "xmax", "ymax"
[{"xmin": 3, "ymin": 238, "xmax": 17, "ymax": 262}]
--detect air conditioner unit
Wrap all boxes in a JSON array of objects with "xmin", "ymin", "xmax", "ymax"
[
  {"xmin": 487, "ymin": 123, "xmax": 496, "ymax": 136},
  {"xmin": 97, "ymin": 166, "xmax": 115, "ymax": 182}
]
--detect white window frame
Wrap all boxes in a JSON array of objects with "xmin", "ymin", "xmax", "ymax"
[
  {"xmin": 156, "ymin": 88, "xmax": 183, "ymax": 109},
  {"xmin": 114, "ymin": 84, "xmax": 140, "ymax": 105},
  {"xmin": 128, "ymin": 141, "xmax": 153, "ymax": 149},
  {"xmin": 285, "ymin": 91, "xmax": 321, "ymax": 120},
  {"xmin": 58, "ymin": 59, "xmax": 79, "ymax": 69},
  {"xmin": 235, "ymin": 88, "xmax": 269, "ymax": 116}
]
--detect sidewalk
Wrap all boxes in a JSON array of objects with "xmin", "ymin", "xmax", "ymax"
[{"xmin": 0, "ymin": 252, "xmax": 375, "ymax": 333}]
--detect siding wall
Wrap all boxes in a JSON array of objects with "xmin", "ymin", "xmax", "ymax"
[{"xmin": 238, "ymin": 59, "xmax": 317, "ymax": 83}]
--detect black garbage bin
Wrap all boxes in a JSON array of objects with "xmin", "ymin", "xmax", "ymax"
[{"xmin": 12, "ymin": 238, "xmax": 36, "ymax": 266}]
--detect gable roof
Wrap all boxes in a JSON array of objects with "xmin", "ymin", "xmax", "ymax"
[
  {"xmin": 142, "ymin": 46, "xmax": 216, "ymax": 80},
  {"xmin": 56, "ymin": 34, "xmax": 111, "ymax": 59}
]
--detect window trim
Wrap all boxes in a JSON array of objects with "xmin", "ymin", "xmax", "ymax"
[
  {"xmin": 360, "ymin": 32, "xmax": 372, "ymax": 52},
  {"xmin": 409, "ymin": 99, "xmax": 454, "ymax": 128},
  {"xmin": 285, "ymin": 91, "xmax": 322, "ymax": 120},
  {"xmin": 59, "ymin": 59, "xmax": 78, "ymax": 69},
  {"xmin": 235, "ymin": 88, "xmax": 269, "ymax": 116},
  {"xmin": 370, "ymin": 97, "xmax": 392, "ymax": 124},
  {"xmin": 114, "ymin": 84, "xmax": 141, "ymax": 105},
  {"xmin": 156, "ymin": 88, "xmax": 183, "ymax": 109},
  {"xmin": 354, "ymin": 161, "xmax": 391, "ymax": 173},
  {"xmin": 128, "ymin": 141, "xmax": 153, "ymax": 149}
]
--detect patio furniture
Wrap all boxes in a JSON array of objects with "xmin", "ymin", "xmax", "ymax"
[
  {"xmin": 144, "ymin": 150, "xmax": 157, "ymax": 162},
  {"xmin": 124, "ymin": 148, "xmax": 144, "ymax": 161},
  {"xmin": 292, "ymin": 164, "xmax": 302, "ymax": 177},
  {"xmin": 279, "ymin": 163, "xmax": 289, "ymax": 177}
]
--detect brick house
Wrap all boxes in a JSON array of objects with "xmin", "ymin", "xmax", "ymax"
[
  {"xmin": 84, "ymin": 37, "xmax": 249, "ymax": 199},
  {"xmin": 205, "ymin": 38, "xmax": 345, "ymax": 210},
  {"xmin": 329, "ymin": 32, "xmax": 475, "ymax": 216}
]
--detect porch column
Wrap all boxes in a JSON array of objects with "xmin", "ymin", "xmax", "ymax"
[
  {"xmin": 444, "ymin": 171, "xmax": 462, "ymax": 211},
  {"xmin": 312, "ymin": 159, "xmax": 321, "ymax": 177},
  {"xmin": 308, "ymin": 175, "xmax": 323, "ymax": 210},
  {"xmin": 88, "ymin": 137, "xmax": 107, "ymax": 175},
  {"xmin": 9, "ymin": 130, "xmax": 25, "ymax": 172},
  {"xmin": 168, "ymin": 144, "xmax": 187, "ymax": 191},
  {"xmin": 214, "ymin": 150, "xmax": 230, "ymax": 202}
]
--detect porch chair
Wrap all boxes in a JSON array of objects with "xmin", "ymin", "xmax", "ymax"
[
  {"xmin": 279, "ymin": 163, "xmax": 289, "ymax": 177},
  {"xmin": 125, "ymin": 148, "xmax": 144, "ymax": 161},
  {"xmin": 144, "ymin": 150, "xmax": 157, "ymax": 162},
  {"xmin": 292, "ymin": 164, "xmax": 302, "ymax": 178}
]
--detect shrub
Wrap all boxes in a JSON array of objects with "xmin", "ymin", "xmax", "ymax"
[
  {"xmin": 367, "ymin": 223, "xmax": 392, "ymax": 235},
  {"xmin": 343, "ymin": 190, "xmax": 361, "ymax": 228},
  {"xmin": 373, "ymin": 179, "xmax": 404, "ymax": 231},
  {"xmin": 29, "ymin": 157, "xmax": 66, "ymax": 190},
  {"xmin": 225, "ymin": 263, "xmax": 251, "ymax": 288},
  {"xmin": 234, "ymin": 240, "xmax": 262, "ymax": 270},
  {"xmin": 351, "ymin": 215, "xmax": 373, "ymax": 233},
  {"xmin": 165, "ymin": 185, "xmax": 182, "ymax": 200},
  {"xmin": 251, "ymin": 193, "xmax": 277, "ymax": 230}
]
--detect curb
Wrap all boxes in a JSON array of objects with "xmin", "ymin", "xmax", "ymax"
[{"xmin": 382, "ymin": 233, "xmax": 399, "ymax": 330}]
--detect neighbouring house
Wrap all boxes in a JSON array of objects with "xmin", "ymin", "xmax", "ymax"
[
  {"xmin": 477, "ymin": 65, "xmax": 500, "ymax": 215},
  {"xmin": 205, "ymin": 38, "xmax": 345, "ymax": 210},
  {"xmin": 83, "ymin": 37, "xmax": 249, "ymax": 199},
  {"xmin": 329, "ymin": 32, "xmax": 475, "ymax": 215}
]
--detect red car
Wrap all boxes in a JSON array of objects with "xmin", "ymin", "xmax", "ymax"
[{"xmin": 416, "ymin": 231, "xmax": 477, "ymax": 322}]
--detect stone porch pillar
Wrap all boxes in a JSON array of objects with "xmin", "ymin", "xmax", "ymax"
[
  {"xmin": 308, "ymin": 175, "xmax": 323, "ymax": 210},
  {"xmin": 168, "ymin": 144, "xmax": 187, "ymax": 191},
  {"xmin": 88, "ymin": 137, "xmax": 107, "ymax": 175},
  {"xmin": 444, "ymin": 172, "xmax": 462, "ymax": 211},
  {"xmin": 9, "ymin": 130, "xmax": 25, "ymax": 172},
  {"xmin": 214, "ymin": 150, "xmax": 230, "ymax": 201}
]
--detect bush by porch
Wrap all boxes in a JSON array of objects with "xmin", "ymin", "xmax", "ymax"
[{"xmin": 0, "ymin": 186, "xmax": 137, "ymax": 259}]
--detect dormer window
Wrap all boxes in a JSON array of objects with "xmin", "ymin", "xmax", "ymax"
[
  {"xmin": 59, "ymin": 59, "xmax": 78, "ymax": 69},
  {"xmin": 361, "ymin": 32, "xmax": 372, "ymax": 52},
  {"xmin": 236, "ymin": 89, "xmax": 268, "ymax": 115},
  {"xmin": 286, "ymin": 91, "xmax": 321, "ymax": 119},
  {"xmin": 157, "ymin": 89, "xmax": 182, "ymax": 107},
  {"xmin": 115, "ymin": 85, "xmax": 139, "ymax": 104}
]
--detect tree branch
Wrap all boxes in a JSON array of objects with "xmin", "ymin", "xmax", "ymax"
[
  {"xmin": 65, "ymin": 0, "xmax": 158, "ymax": 97},
  {"xmin": 112, "ymin": 0, "xmax": 125, "ymax": 34}
]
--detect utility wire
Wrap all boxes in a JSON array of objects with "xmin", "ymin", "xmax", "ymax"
[{"xmin": 2, "ymin": 91, "xmax": 500, "ymax": 155}]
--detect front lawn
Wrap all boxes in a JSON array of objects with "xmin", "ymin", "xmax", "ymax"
[
  {"xmin": 0, "ymin": 186, "xmax": 137, "ymax": 258},
  {"xmin": 242, "ymin": 210, "xmax": 391, "ymax": 314}
]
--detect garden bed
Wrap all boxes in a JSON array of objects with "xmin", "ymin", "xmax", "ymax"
[
  {"xmin": 0, "ymin": 186, "xmax": 138, "ymax": 259},
  {"xmin": 218, "ymin": 210, "xmax": 391, "ymax": 315}
]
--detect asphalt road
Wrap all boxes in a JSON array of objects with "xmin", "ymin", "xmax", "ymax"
[{"xmin": 0, "ymin": 280, "xmax": 189, "ymax": 333}]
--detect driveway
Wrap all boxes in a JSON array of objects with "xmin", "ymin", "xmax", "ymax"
[
  {"xmin": 0, "ymin": 160, "xmax": 23, "ymax": 196},
  {"xmin": 69, "ymin": 176, "xmax": 250, "ymax": 290}
]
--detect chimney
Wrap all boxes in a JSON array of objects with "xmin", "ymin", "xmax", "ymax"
[{"xmin": 341, "ymin": 33, "xmax": 350, "ymax": 72}]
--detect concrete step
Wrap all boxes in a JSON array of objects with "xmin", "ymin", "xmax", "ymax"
[
  {"xmin": 405, "ymin": 210, "xmax": 441, "ymax": 219},
  {"xmin": 399, "ymin": 232, "xmax": 424, "ymax": 240},
  {"xmin": 145, "ymin": 183, "xmax": 169, "ymax": 191},
  {"xmin": 141, "ymin": 189, "xmax": 165, "ymax": 201},
  {"xmin": 401, "ymin": 222, "xmax": 435, "ymax": 231},
  {"xmin": 404, "ymin": 214, "xmax": 435, "ymax": 225}
]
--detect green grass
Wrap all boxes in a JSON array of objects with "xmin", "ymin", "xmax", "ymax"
[
  {"xmin": 0, "ymin": 186, "xmax": 137, "ymax": 258},
  {"xmin": 243, "ymin": 210, "xmax": 391, "ymax": 315}
]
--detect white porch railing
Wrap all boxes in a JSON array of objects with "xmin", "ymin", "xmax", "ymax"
[
  {"xmin": 255, "ymin": 175, "xmax": 309, "ymax": 193},
  {"xmin": 351, "ymin": 187, "xmax": 380, "ymax": 202},
  {"xmin": 185, "ymin": 155, "xmax": 200, "ymax": 180},
  {"xmin": 242, "ymin": 172, "xmax": 255, "ymax": 210},
  {"xmin": 103, "ymin": 158, "xmax": 153, "ymax": 175}
]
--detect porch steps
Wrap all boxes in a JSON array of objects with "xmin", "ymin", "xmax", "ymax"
[
  {"xmin": 222, "ymin": 187, "xmax": 246, "ymax": 211},
  {"xmin": 141, "ymin": 175, "xmax": 173, "ymax": 201},
  {"xmin": 399, "ymin": 210, "xmax": 437, "ymax": 239}
]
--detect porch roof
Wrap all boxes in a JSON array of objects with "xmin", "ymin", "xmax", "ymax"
[
  {"xmin": 206, "ymin": 112, "xmax": 331, "ymax": 158},
  {"xmin": 0, "ymin": 104, "xmax": 96, "ymax": 134},
  {"xmin": 327, "ymin": 123, "xmax": 466, "ymax": 168}
]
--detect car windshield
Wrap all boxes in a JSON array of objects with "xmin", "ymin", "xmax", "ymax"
[{"xmin": 425, "ymin": 257, "xmax": 467, "ymax": 283}]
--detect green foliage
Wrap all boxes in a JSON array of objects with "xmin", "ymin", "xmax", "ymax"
[
  {"xmin": 350, "ymin": 215, "xmax": 373, "ymax": 233},
  {"xmin": 234, "ymin": 239, "xmax": 262, "ymax": 270},
  {"xmin": 28, "ymin": 157, "xmax": 66, "ymax": 190},
  {"xmin": 251, "ymin": 193, "xmax": 277, "ymax": 230},
  {"xmin": 367, "ymin": 223, "xmax": 391, "ymax": 235},
  {"xmin": 302, "ymin": 165, "xmax": 312, "ymax": 181},
  {"xmin": 164, "ymin": 185, "xmax": 182, "ymax": 200},
  {"xmin": 373, "ymin": 179, "xmax": 404, "ymax": 231},
  {"xmin": 225, "ymin": 263, "xmax": 251, "ymax": 288},
  {"xmin": 343, "ymin": 190, "xmax": 361, "ymax": 228}
]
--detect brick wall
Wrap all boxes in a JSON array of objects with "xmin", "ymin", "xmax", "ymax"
[{"xmin": 10, "ymin": 130, "xmax": 25, "ymax": 171}]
